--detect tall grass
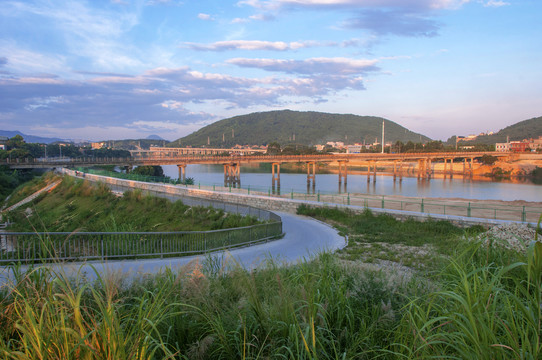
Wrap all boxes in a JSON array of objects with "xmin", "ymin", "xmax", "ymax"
[
  {"xmin": 6, "ymin": 177, "xmax": 262, "ymax": 233},
  {"xmin": 1, "ymin": 208, "xmax": 540, "ymax": 359},
  {"xmin": 391, "ymin": 240, "xmax": 541, "ymax": 359}
]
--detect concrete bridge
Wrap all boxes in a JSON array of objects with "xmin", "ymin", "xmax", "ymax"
[{"xmin": 1, "ymin": 150, "xmax": 515, "ymax": 188}]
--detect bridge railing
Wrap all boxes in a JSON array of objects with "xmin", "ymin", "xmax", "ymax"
[
  {"xmin": 144, "ymin": 178, "xmax": 541, "ymax": 223},
  {"xmin": 0, "ymin": 222, "xmax": 283, "ymax": 264}
]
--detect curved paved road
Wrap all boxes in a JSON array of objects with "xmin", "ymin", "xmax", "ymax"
[{"xmin": 1, "ymin": 212, "xmax": 345, "ymax": 284}]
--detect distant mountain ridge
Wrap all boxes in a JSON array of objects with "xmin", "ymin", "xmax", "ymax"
[
  {"xmin": 169, "ymin": 110, "xmax": 431, "ymax": 148},
  {"xmin": 0, "ymin": 130, "xmax": 64, "ymax": 144}
]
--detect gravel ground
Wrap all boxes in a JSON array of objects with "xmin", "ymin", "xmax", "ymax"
[{"xmin": 478, "ymin": 223, "xmax": 540, "ymax": 253}]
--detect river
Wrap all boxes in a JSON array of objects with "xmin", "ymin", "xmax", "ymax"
[{"xmin": 162, "ymin": 164, "xmax": 542, "ymax": 202}]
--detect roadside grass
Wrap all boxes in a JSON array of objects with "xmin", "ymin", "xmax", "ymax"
[
  {"xmin": 6, "ymin": 176, "xmax": 262, "ymax": 232},
  {"xmin": 297, "ymin": 204, "xmax": 486, "ymax": 271},
  {"xmin": 0, "ymin": 238, "xmax": 539, "ymax": 359}
]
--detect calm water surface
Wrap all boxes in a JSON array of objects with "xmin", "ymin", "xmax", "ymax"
[{"xmin": 162, "ymin": 164, "xmax": 542, "ymax": 202}]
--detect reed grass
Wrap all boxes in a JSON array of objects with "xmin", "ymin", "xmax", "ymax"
[{"xmin": 0, "ymin": 207, "xmax": 539, "ymax": 359}]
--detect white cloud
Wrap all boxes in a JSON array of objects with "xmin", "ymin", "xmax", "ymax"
[
  {"xmin": 160, "ymin": 100, "xmax": 184, "ymax": 110},
  {"xmin": 483, "ymin": 1, "xmax": 509, "ymax": 7},
  {"xmin": 227, "ymin": 57, "xmax": 379, "ymax": 74},
  {"xmin": 198, "ymin": 13, "xmax": 212, "ymax": 20},
  {"xmin": 3, "ymin": 1, "xmax": 142, "ymax": 72},
  {"xmin": 238, "ymin": 0, "xmax": 473, "ymax": 10},
  {"xmin": 184, "ymin": 40, "xmax": 324, "ymax": 51}
]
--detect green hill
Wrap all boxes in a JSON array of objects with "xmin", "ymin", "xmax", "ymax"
[
  {"xmin": 453, "ymin": 116, "xmax": 542, "ymax": 145},
  {"xmin": 169, "ymin": 110, "xmax": 431, "ymax": 147}
]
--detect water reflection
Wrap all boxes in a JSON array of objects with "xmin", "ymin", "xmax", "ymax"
[{"xmin": 162, "ymin": 164, "xmax": 542, "ymax": 202}]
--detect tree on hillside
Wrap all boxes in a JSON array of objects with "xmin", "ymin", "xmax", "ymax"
[
  {"xmin": 6, "ymin": 135, "xmax": 25, "ymax": 150},
  {"xmin": 266, "ymin": 142, "xmax": 281, "ymax": 155}
]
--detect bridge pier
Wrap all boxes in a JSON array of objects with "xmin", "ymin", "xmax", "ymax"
[
  {"xmin": 427, "ymin": 158, "xmax": 432, "ymax": 179},
  {"xmin": 444, "ymin": 158, "xmax": 454, "ymax": 178},
  {"xmin": 393, "ymin": 161, "xmax": 403, "ymax": 182},
  {"xmin": 224, "ymin": 163, "xmax": 241, "ymax": 187},
  {"xmin": 272, "ymin": 162, "xmax": 281, "ymax": 188},
  {"xmin": 306, "ymin": 161, "xmax": 316, "ymax": 188},
  {"xmin": 463, "ymin": 158, "xmax": 474, "ymax": 177},
  {"xmin": 177, "ymin": 164, "xmax": 186, "ymax": 183},
  {"xmin": 338, "ymin": 160, "xmax": 348, "ymax": 186}
]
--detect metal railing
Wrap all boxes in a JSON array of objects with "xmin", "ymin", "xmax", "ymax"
[
  {"xmin": 0, "ymin": 222, "xmax": 283, "ymax": 264},
  {"xmin": 69, "ymin": 168, "xmax": 542, "ymax": 223}
]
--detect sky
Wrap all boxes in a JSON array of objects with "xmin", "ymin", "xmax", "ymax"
[{"xmin": 0, "ymin": 0, "xmax": 541, "ymax": 142}]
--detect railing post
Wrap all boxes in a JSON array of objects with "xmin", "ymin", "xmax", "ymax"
[
  {"xmin": 317, "ymin": 190, "xmax": 320, "ymax": 202},
  {"xmin": 421, "ymin": 199, "xmax": 424, "ymax": 213},
  {"xmin": 347, "ymin": 193, "xmax": 350, "ymax": 205},
  {"xmin": 467, "ymin": 202, "xmax": 471, "ymax": 217},
  {"xmin": 248, "ymin": 185, "xmax": 250, "ymax": 195},
  {"xmin": 291, "ymin": 190, "xmax": 293, "ymax": 199},
  {"xmin": 521, "ymin": 206, "xmax": 526, "ymax": 222},
  {"xmin": 381, "ymin": 196, "xmax": 384, "ymax": 209},
  {"xmin": 213, "ymin": 184, "xmax": 215, "ymax": 191}
]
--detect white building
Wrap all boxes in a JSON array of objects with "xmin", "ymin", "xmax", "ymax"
[{"xmin": 495, "ymin": 142, "xmax": 510, "ymax": 152}]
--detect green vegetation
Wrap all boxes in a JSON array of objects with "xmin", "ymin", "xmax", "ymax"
[
  {"xmin": 480, "ymin": 154, "xmax": 498, "ymax": 165},
  {"xmin": 6, "ymin": 176, "xmax": 260, "ymax": 232},
  {"xmin": 297, "ymin": 205, "xmax": 485, "ymax": 270},
  {"xmin": 169, "ymin": 110, "xmax": 431, "ymax": 147},
  {"xmin": 78, "ymin": 167, "xmax": 195, "ymax": 185},
  {"xmin": 0, "ymin": 134, "xmax": 131, "ymax": 160},
  {"xmin": 0, "ymin": 233, "xmax": 540, "ymax": 359},
  {"xmin": 0, "ymin": 166, "xmax": 39, "ymax": 204},
  {"xmin": 132, "ymin": 165, "xmax": 165, "ymax": 177}
]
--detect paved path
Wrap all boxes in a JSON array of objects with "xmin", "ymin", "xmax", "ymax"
[{"xmin": 0, "ymin": 212, "xmax": 345, "ymax": 285}]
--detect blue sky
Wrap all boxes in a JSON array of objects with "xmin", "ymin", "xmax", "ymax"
[{"xmin": 0, "ymin": 0, "xmax": 540, "ymax": 142}]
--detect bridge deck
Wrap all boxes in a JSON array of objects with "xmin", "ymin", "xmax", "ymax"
[{"xmin": 0, "ymin": 152, "xmax": 514, "ymax": 169}]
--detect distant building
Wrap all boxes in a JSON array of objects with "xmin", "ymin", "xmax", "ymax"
[
  {"xmin": 314, "ymin": 144, "xmax": 325, "ymax": 151},
  {"xmin": 326, "ymin": 141, "xmax": 345, "ymax": 149},
  {"xmin": 495, "ymin": 142, "xmax": 510, "ymax": 152},
  {"xmin": 529, "ymin": 136, "xmax": 542, "ymax": 151},
  {"xmin": 91, "ymin": 142, "xmax": 105, "ymax": 149},
  {"xmin": 0, "ymin": 136, "xmax": 8, "ymax": 150},
  {"xmin": 509, "ymin": 141, "xmax": 530, "ymax": 152},
  {"xmin": 346, "ymin": 145, "xmax": 362, "ymax": 153}
]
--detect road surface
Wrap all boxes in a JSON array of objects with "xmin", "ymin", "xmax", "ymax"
[{"xmin": 0, "ymin": 212, "xmax": 345, "ymax": 285}]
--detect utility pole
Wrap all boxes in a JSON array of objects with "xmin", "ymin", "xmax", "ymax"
[{"xmin": 381, "ymin": 120, "xmax": 385, "ymax": 154}]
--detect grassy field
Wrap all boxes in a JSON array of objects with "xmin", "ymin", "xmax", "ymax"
[
  {"xmin": 5, "ymin": 175, "xmax": 262, "ymax": 232},
  {"xmin": 1, "ymin": 182, "xmax": 540, "ymax": 359},
  {"xmin": 0, "ymin": 236, "xmax": 540, "ymax": 359},
  {"xmin": 296, "ymin": 204, "xmax": 489, "ymax": 271}
]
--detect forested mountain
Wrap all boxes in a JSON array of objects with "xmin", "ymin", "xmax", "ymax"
[
  {"xmin": 452, "ymin": 116, "xmax": 542, "ymax": 145},
  {"xmin": 169, "ymin": 110, "xmax": 430, "ymax": 147}
]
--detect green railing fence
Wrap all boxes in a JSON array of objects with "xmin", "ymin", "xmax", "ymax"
[{"xmin": 0, "ymin": 222, "xmax": 283, "ymax": 264}]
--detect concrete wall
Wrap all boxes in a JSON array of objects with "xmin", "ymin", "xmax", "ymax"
[{"xmin": 60, "ymin": 169, "xmax": 537, "ymax": 229}]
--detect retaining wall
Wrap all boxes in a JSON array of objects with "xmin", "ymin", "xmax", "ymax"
[{"xmin": 60, "ymin": 169, "xmax": 538, "ymax": 229}]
